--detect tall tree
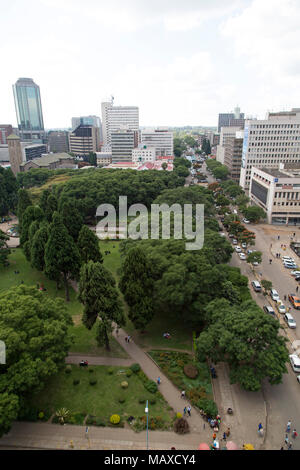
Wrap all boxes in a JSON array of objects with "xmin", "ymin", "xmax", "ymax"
[
  {"xmin": 77, "ymin": 225, "xmax": 103, "ymax": 264},
  {"xmin": 31, "ymin": 223, "xmax": 49, "ymax": 272},
  {"xmin": 119, "ymin": 247, "xmax": 155, "ymax": 331},
  {"xmin": 44, "ymin": 212, "xmax": 81, "ymax": 300},
  {"xmin": 17, "ymin": 189, "xmax": 32, "ymax": 232},
  {"xmin": 45, "ymin": 194, "xmax": 58, "ymax": 223},
  {"xmin": 78, "ymin": 261, "xmax": 125, "ymax": 350},
  {"xmin": 20, "ymin": 205, "xmax": 43, "ymax": 245},
  {"xmin": 60, "ymin": 200, "xmax": 83, "ymax": 241},
  {"xmin": 0, "ymin": 230, "xmax": 10, "ymax": 266},
  {"xmin": 0, "ymin": 285, "xmax": 72, "ymax": 437}
]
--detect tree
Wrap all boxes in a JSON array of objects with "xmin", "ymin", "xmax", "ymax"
[
  {"xmin": 44, "ymin": 212, "xmax": 81, "ymax": 300},
  {"xmin": 261, "ymin": 279, "xmax": 273, "ymax": 294},
  {"xmin": 45, "ymin": 194, "xmax": 58, "ymax": 223},
  {"xmin": 119, "ymin": 247, "xmax": 155, "ymax": 331},
  {"xmin": 214, "ymin": 166, "xmax": 229, "ymax": 180},
  {"xmin": 60, "ymin": 200, "xmax": 83, "ymax": 241},
  {"xmin": 0, "ymin": 285, "xmax": 72, "ymax": 436},
  {"xmin": 78, "ymin": 261, "xmax": 125, "ymax": 350},
  {"xmin": 196, "ymin": 298, "xmax": 289, "ymax": 391},
  {"xmin": 242, "ymin": 206, "xmax": 266, "ymax": 223},
  {"xmin": 31, "ymin": 223, "xmax": 49, "ymax": 271},
  {"xmin": 247, "ymin": 251, "xmax": 262, "ymax": 266},
  {"xmin": 77, "ymin": 225, "xmax": 103, "ymax": 264},
  {"xmin": 17, "ymin": 189, "xmax": 32, "ymax": 232},
  {"xmin": 20, "ymin": 205, "xmax": 43, "ymax": 245},
  {"xmin": 88, "ymin": 152, "xmax": 97, "ymax": 167},
  {"xmin": 161, "ymin": 162, "xmax": 167, "ymax": 170},
  {"xmin": 0, "ymin": 230, "xmax": 10, "ymax": 266}
]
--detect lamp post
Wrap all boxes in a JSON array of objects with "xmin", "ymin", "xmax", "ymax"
[{"xmin": 145, "ymin": 400, "xmax": 149, "ymax": 450}]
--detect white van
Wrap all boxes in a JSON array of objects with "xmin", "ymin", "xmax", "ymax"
[
  {"xmin": 270, "ymin": 289, "xmax": 280, "ymax": 301},
  {"xmin": 251, "ymin": 281, "xmax": 262, "ymax": 292},
  {"xmin": 289, "ymin": 354, "xmax": 300, "ymax": 373}
]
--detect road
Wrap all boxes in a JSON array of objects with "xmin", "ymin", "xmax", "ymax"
[{"xmin": 199, "ymin": 161, "xmax": 300, "ymax": 449}]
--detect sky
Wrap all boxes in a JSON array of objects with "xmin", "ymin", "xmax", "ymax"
[{"xmin": 1, "ymin": 0, "xmax": 300, "ymax": 129}]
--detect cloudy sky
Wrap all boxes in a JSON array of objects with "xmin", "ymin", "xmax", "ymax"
[{"xmin": 1, "ymin": 0, "xmax": 300, "ymax": 128}]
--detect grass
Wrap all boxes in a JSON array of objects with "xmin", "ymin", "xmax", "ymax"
[
  {"xmin": 27, "ymin": 364, "xmax": 174, "ymax": 428},
  {"xmin": 29, "ymin": 174, "xmax": 72, "ymax": 203}
]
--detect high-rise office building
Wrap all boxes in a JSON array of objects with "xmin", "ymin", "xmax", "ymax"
[
  {"xmin": 48, "ymin": 131, "xmax": 69, "ymax": 153},
  {"xmin": 218, "ymin": 108, "xmax": 245, "ymax": 132},
  {"xmin": 13, "ymin": 78, "xmax": 45, "ymax": 141},
  {"xmin": 111, "ymin": 129, "xmax": 139, "ymax": 163},
  {"xmin": 71, "ymin": 115, "xmax": 102, "ymax": 150},
  {"xmin": 240, "ymin": 109, "xmax": 300, "ymax": 190},
  {"xmin": 0, "ymin": 125, "xmax": 13, "ymax": 144},
  {"xmin": 141, "ymin": 128, "xmax": 173, "ymax": 157},
  {"xmin": 224, "ymin": 131, "xmax": 244, "ymax": 183},
  {"xmin": 101, "ymin": 101, "xmax": 139, "ymax": 146},
  {"xmin": 68, "ymin": 125, "xmax": 98, "ymax": 156}
]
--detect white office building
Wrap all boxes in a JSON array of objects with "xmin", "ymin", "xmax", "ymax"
[
  {"xmin": 240, "ymin": 109, "xmax": 300, "ymax": 191},
  {"xmin": 250, "ymin": 164, "xmax": 300, "ymax": 225},
  {"xmin": 216, "ymin": 126, "xmax": 243, "ymax": 164},
  {"xmin": 141, "ymin": 128, "xmax": 173, "ymax": 157},
  {"xmin": 101, "ymin": 101, "xmax": 139, "ymax": 146},
  {"xmin": 132, "ymin": 145, "xmax": 156, "ymax": 163}
]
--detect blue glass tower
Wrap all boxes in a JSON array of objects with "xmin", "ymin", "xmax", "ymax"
[{"xmin": 13, "ymin": 78, "xmax": 45, "ymax": 141}]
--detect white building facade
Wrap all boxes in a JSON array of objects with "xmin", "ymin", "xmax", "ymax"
[
  {"xmin": 111, "ymin": 129, "xmax": 139, "ymax": 163},
  {"xmin": 240, "ymin": 109, "xmax": 300, "ymax": 191},
  {"xmin": 141, "ymin": 128, "xmax": 173, "ymax": 157},
  {"xmin": 250, "ymin": 165, "xmax": 300, "ymax": 225},
  {"xmin": 132, "ymin": 145, "xmax": 156, "ymax": 163},
  {"xmin": 101, "ymin": 101, "xmax": 139, "ymax": 146}
]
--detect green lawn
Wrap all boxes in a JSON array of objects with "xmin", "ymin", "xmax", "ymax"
[{"xmin": 27, "ymin": 364, "xmax": 174, "ymax": 428}]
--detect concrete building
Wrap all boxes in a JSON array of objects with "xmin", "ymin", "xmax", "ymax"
[
  {"xmin": 111, "ymin": 129, "xmax": 139, "ymax": 163},
  {"xmin": 48, "ymin": 131, "xmax": 69, "ymax": 153},
  {"xmin": 7, "ymin": 134, "xmax": 23, "ymax": 175},
  {"xmin": 20, "ymin": 153, "xmax": 76, "ymax": 172},
  {"xmin": 13, "ymin": 78, "xmax": 45, "ymax": 142},
  {"xmin": 0, "ymin": 125, "xmax": 13, "ymax": 144},
  {"xmin": 249, "ymin": 165, "xmax": 300, "ymax": 225},
  {"xmin": 24, "ymin": 144, "xmax": 47, "ymax": 161},
  {"xmin": 218, "ymin": 109, "xmax": 245, "ymax": 132},
  {"xmin": 69, "ymin": 125, "xmax": 98, "ymax": 156},
  {"xmin": 96, "ymin": 152, "xmax": 112, "ymax": 166},
  {"xmin": 141, "ymin": 128, "xmax": 173, "ymax": 157},
  {"xmin": 240, "ymin": 109, "xmax": 300, "ymax": 191},
  {"xmin": 71, "ymin": 116, "xmax": 102, "ymax": 149},
  {"xmin": 216, "ymin": 126, "xmax": 243, "ymax": 164},
  {"xmin": 101, "ymin": 101, "xmax": 139, "ymax": 146},
  {"xmin": 132, "ymin": 145, "xmax": 156, "ymax": 163},
  {"xmin": 224, "ymin": 131, "xmax": 244, "ymax": 183}
]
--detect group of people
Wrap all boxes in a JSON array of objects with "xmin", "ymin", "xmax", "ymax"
[
  {"xmin": 124, "ymin": 336, "xmax": 132, "ymax": 343},
  {"xmin": 282, "ymin": 420, "xmax": 297, "ymax": 450},
  {"xmin": 183, "ymin": 406, "xmax": 192, "ymax": 417},
  {"xmin": 163, "ymin": 332, "xmax": 171, "ymax": 339}
]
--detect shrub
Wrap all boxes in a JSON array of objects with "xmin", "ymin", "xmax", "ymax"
[
  {"xmin": 144, "ymin": 380, "xmax": 158, "ymax": 394},
  {"xmin": 65, "ymin": 365, "xmax": 72, "ymax": 374},
  {"xmin": 130, "ymin": 363, "xmax": 141, "ymax": 373},
  {"xmin": 107, "ymin": 367, "xmax": 114, "ymax": 375},
  {"xmin": 183, "ymin": 363, "xmax": 198, "ymax": 379},
  {"xmin": 95, "ymin": 418, "xmax": 106, "ymax": 427},
  {"xmin": 38, "ymin": 411, "xmax": 44, "ymax": 420},
  {"xmin": 73, "ymin": 379, "xmax": 80, "ymax": 385},
  {"xmin": 149, "ymin": 398, "xmax": 156, "ymax": 405},
  {"xmin": 118, "ymin": 397, "xmax": 126, "ymax": 404},
  {"xmin": 121, "ymin": 381, "xmax": 128, "ymax": 389},
  {"xmin": 89, "ymin": 379, "xmax": 97, "ymax": 385},
  {"xmin": 197, "ymin": 399, "xmax": 218, "ymax": 418},
  {"xmin": 89, "ymin": 368, "xmax": 94, "ymax": 373},
  {"xmin": 110, "ymin": 414, "xmax": 121, "ymax": 425},
  {"xmin": 174, "ymin": 417, "xmax": 190, "ymax": 434},
  {"xmin": 139, "ymin": 397, "xmax": 146, "ymax": 404},
  {"xmin": 86, "ymin": 415, "xmax": 95, "ymax": 425},
  {"xmin": 126, "ymin": 369, "xmax": 133, "ymax": 377},
  {"xmin": 176, "ymin": 412, "xmax": 182, "ymax": 419}
]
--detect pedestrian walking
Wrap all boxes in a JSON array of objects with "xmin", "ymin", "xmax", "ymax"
[
  {"xmin": 157, "ymin": 377, "xmax": 161, "ymax": 385},
  {"xmin": 294, "ymin": 233, "xmax": 296, "ymax": 237},
  {"xmin": 269, "ymin": 259, "xmax": 272, "ymax": 264},
  {"xmin": 296, "ymin": 286, "xmax": 299, "ymax": 293},
  {"xmin": 278, "ymin": 235, "xmax": 280, "ymax": 240},
  {"xmin": 286, "ymin": 420, "xmax": 292, "ymax": 433},
  {"xmin": 285, "ymin": 434, "xmax": 289, "ymax": 445},
  {"xmin": 226, "ymin": 427, "xmax": 230, "ymax": 437},
  {"xmin": 212, "ymin": 432, "xmax": 217, "ymax": 440},
  {"xmin": 125, "ymin": 336, "xmax": 128, "ymax": 343},
  {"xmin": 116, "ymin": 328, "xmax": 119, "ymax": 336},
  {"xmin": 288, "ymin": 443, "xmax": 293, "ymax": 450},
  {"xmin": 187, "ymin": 406, "xmax": 191, "ymax": 417},
  {"xmin": 183, "ymin": 407, "xmax": 187, "ymax": 416},
  {"xmin": 258, "ymin": 423, "xmax": 263, "ymax": 431},
  {"xmin": 223, "ymin": 432, "xmax": 227, "ymax": 441},
  {"xmin": 292, "ymin": 429, "xmax": 298, "ymax": 438},
  {"xmin": 181, "ymin": 390, "xmax": 185, "ymax": 399}
]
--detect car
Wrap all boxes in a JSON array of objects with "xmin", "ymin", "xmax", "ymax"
[
  {"xmin": 284, "ymin": 313, "xmax": 297, "ymax": 328},
  {"xmin": 251, "ymin": 281, "xmax": 262, "ymax": 292},
  {"xmin": 247, "ymin": 249, "xmax": 253, "ymax": 254},
  {"xmin": 283, "ymin": 256, "xmax": 295, "ymax": 261},
  {"xmin": 239, "ymin": 253, "xmax": 246, "ymax": 260},
  {"xmin": 243, "ymin": 218, "xmax": 250, "ymax": 224},
  {"xmin": 284, "ymin": 263, "xmax": 297, "ymax": 269},
  {"xmin": 277, "ymin": 303, "xmax": 286, "ymax": 314},
  {"xmin": 289, "ymin": 354, "xmax": 300, "ymax": 373},
  {"xmin": 235, "ymin": 246, "xmax": 242, "ymax": 253},
  {"xmin": 291, "ymin": 271, "xmax": 300, "ymax": 277},
  {"xmin": 297, "ymin": 375, "xmax": 300, "ymax": 383},
  {"xmin": 228, "ymin": 234, "xmax": 234, "ymax": 238},
  {"xmin": 232, "ymin": 239, "xmax": 238, "ymax": 245},
  {"xmin": 263, "ymin": 305, "xmax": 275, "ymax": 316},
  {"xmin": 242, "ymin": 243, "xmax": 247, "ymax": 249},
  {"xmin": 220, "ymin": 232, "xmax": 226, "ymax": 237},
  {"xmin": 295, "ymin": 276, "xmax": 300, "ymax": 282},
  {"xmin": 271, "ymin": 289, "xmax": 280, "ymax": 301},
  {"xmin": 288, "ymin": 294, "xmax": 300, "ymax": 309}
]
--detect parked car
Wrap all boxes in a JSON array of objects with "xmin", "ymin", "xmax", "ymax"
[
  {"xmin": 297, "ymin": 375, "xmax": 300, "ymax": 383},
  {"xmin": 289, "ymin": 354, "xmax": 300, "ymax": 373},
  {"xmin": 263, "ymin": 305, "xmax": 275, "ymax": 316},
  {"xmin": 251, "ymin": 281, "xmax": 262, "ymax": 292},
  {"xmin": 242, "ymin": 243, "xmax": 247, "ymax": 249},
  {"xmin": 243, "ymin": 218, "xmax": 250, "ymax": 224},
  {"xmin": 284, "ymin": 313, "xmax": 297, "ymax": 328},
  {"xmin": 277, "ymin": 303, "xmax": 286, "ymax": 314},
  {"xmin": 235, "ymin": 246, "xmax": 242, "ymax": 253},
  {"xmin": 239, "ymin": 253, "xmax": 246, "ymax": 260},
  {"xmin": 232, "ymin": 239, "xmax": 238, "ymax": 245},
  {"xmin": 270, "ymin": 289, "xmax": 280, "ymax": 301},
  {"xmin": 291, "ymin": 271, "xmax": 300, "ymax": 277},
  {"xmin": 284, "ymin": 262, "xmax": 297, "ymax": 269},
  {"xmin": 247, "ymin": 249, "xmax": 253, "ymax": 254},
  {"xmin": 288, "ymin": 294, "xmax": 300, "ymax": 309}
]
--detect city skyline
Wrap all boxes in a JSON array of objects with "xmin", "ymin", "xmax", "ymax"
[{"xmin": 1, "ymin": 0, "xmax": 300, "ymax": 128}]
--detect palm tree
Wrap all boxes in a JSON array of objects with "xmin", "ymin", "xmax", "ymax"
[{"xmin": 56, "ymin": 407, "xmax": 70, "ymax": 425}]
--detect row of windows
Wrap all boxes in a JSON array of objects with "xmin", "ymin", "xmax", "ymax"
[
  {"xmin": 274, "ymin": 192, "xmax": 300, "ymax": 199},
  {"xmin": 251, "ymin": 124, "xmax": 300, "ymax": 129},
  {"xmin": 274, "ymin": 202, "xmax": 300, "ymax": 206}
]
